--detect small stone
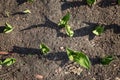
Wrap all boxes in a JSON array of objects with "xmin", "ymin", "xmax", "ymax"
[
  {"xmin": 0, "ymin": 65, "xmax": 2, "ymax": 70},
  {"xmin": 91, "ymin": 77, "xmax": 96, "ymax": 80},
  {"xmin": 88, "ymin": 72, "xmax": 91, "ymax": 75},
  {"xmin": 60, "ymin": 46, "xmax": 64, "ymax": 50},
  {"xmin": 35, "ymin": 74, "xmax": 43, "ymax": 80},
  {"xmin": 113, "ymin": 64, "xmax": 116, "ymax": 67},
  {"xmin": 115, "ymin": 77, "xmax": 120, "ymax": 80},
  {"xmin": 64, "ymin": 72, "xmax": 69, "ymax": 74}
]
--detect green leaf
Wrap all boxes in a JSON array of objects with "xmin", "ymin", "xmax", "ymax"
[
  {"xmin": 66, "ymin": 48, "xmax": 91, "ymax": 69},
  {"xmin": 101, "ymin": 56, "xmax": 114, "ymax": 65},
  {"xmin": 92, "ymin": 25, "xmax": 104, "ymax": 35},
  {"xmin": 86, "ymin": 0, "xmax": 96, "ymax": 6},
  {"xmin": 58, "ymin": 13, "xmax": 70, "ymax": 27},
  {"xmin": 65, "ymin": 25, "xmax": 74, "ymax": 37},
  {"xmin": 4, "ymin": 22, "xmax": 13, "ymax": 33},
  {"xmin": 5, "ymin": 11, "xmax": 10, "ymax": 17},
  {"xmin": 2, "ymin": 58, "xmax": 16, "ymax": 66},
  {"xmin": 0, "ymin": 60, "xmax": 2, "ymax": 65},
  {"xmin": 23, "ymin": 9, "xmax": 31, "ymax": 14},
  {"xmin": 27, "ymin": 0, "xmax": 34, "ymax": 2},
  {"xmin": 40, "ymin": 43, "xmax": 50, "ymax": 55},
  {"xmin": 118, "ymin": 0, "xmax": 120, "ymax": 5}
]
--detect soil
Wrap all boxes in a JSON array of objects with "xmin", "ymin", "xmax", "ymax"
[{"xmin": 0, "ymin": 0, "xmax": 120, "ymax": 80}]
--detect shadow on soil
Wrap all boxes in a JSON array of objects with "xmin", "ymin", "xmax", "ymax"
[
  {"xmin": 74, "ymin": 22, "xmax": 120, "ymax": 40},
  {"xmin": 74, "ymin": 22, "xmax": 97, "ymax": 40},
  {"xmin": 90, "ymin": 56, "xmax": 101, "ymax": 65},
  {"xmin": 12, "ymin": 12, "xmax": 27, "ymax": 16},
  {"xmin": 16, "ymin": 0, "xmax": 27, "ymax": 5},
  {"xmin": 21, "ymin": 16, "xmax": 67, "ymax": 37},
  {"xmin": 11, "ymin": 46, "xmax": 102, "ymax": 66},
  {"xmin": 21, "ymin": 18, "xmax": 120, "ymax": 40},
  {"xmin": 105, "ymin": 24, "xmax": 120, "ymax": 34},
  {"xmin": 98, "ymin": 0, "xmax": 118, "ymax": 8},
  {"xmin": 61, "ymin": 0, "xmax": 86, "ymax": 11},
  {"xmin": 0, "ymin": 26, "xmax": 5, "ymax": 33},
  {"xmin": 12, "ymin": 46, "xmax": 69, "ymax": 67}
]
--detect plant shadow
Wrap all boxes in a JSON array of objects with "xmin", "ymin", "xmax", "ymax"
[
  {"xmin": 0, "ymin": 26, "xmax": 5, "ymax": 33},
  {"xmin": 105, "ymin": 24, "xmax": 120, "ymax": 34},
  {"xmin": 16, "ymin": 0, "xmax": 27, "ymax": 5},
  {"xmin": 61, "ymin": 0, "xmax": 86, "ymax": 11},
  {"xmin": 90, "ymin": 56, "xmax": 101, "ymax": 65},
  {"xmin": 98, "ymin": 0, "xmax": 117, "ymax": 8},
  {"xmin": 12, "ymin": 46, "xmax": 107, "ymax": 67},
  {"xmin": 74, "ymin": 22, "xmax": 97, "ymax": 40},
  {"xmin": 74, "ymin": 22, "xmax": 120, "ymax": 40},
  {"xmin": 21, "ymin": 16, "xmax": 67, "ymax": 37},
  {"xmin": 12, "ymin": 12, "xmax": 27, "ymax": 16},
  {"xmin": 12, "ymin": 46, "xmax": 69, "ymax": 67}
]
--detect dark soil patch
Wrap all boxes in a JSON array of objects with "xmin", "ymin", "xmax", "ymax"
[{"xmin": 0, "ymin": 0, "xmax": 120, "ymax": 80}]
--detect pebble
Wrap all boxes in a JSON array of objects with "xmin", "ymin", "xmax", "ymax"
[
  {"xmin": 60, "ymin": 46, "xmax": 64, "ymax": 51},
  {"xmin": 115, "ymin": 77, "xmax": 120, "ymax": 80},
  {"xmin": 0, "ymin": 65, "xmax": 2, "ymax": 70},
  {"xmin": 91, "ymin": 77, "xmax": 96, "ymax": 80}
]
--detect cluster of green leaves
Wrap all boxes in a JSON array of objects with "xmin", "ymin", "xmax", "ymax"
[
  {"xmin": 100, "ymin": 56, "xmax": 114, "ymax": 65},
  {"xmin": 39, "ymin": 43, "xmax": 114, "ymax": 69},
  {"xmin": 66, "ymin": 48, "xmax": 91, "ymax": 69},
  {"xmin": 0, "ymin": 58, "xmax": 16, "ymax": 66},
  {"xmin": 39, "ymin": 43, "xmax": 92, "ymax": 69},
  {"xmin": 58, "ymin": 13, "xmax": 74, "ymax": 37},
  {"xmin": 92, "ymin": 25, "xmax": 104, "ymax": 36},
  {"xmin": 86, "ymin": 0, "xmax": 96, "ymax": 6},
  {"xmin": 58, "ymin": 13, "xmax": 70, "ymax": 27},
  {"xmin": 4, "ymin": 22, "xmax": 14, "ymax": 33},
  {"xmin": 40, "ymin": 43, "xmax": 50, "ymax": 55}
]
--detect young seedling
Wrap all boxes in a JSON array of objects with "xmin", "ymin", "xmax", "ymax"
[
  {"xmin": 27, "ymin": 0, "xmax": 34, "ymax": 2},
  {"xmin": 66, "ymin": 48, "xmax": 91, "ymax": 69},
  {"xmin": 92, "ymin": 25, "xmax": 104, "ymax": 36},
  {"xmin": 65, "ymin": 25, "xmax": 74, "ymax": 37},
  {"xmin": 100, "ymin": 56, "xmax": 114, "ymax": 65},
  {"xmin": 0, "ymin": 58, "xmax": 16, "ymax": 66},
  {"xmin": 58, "ymin": 13, "xmax": 74, "ymax": 37},
  {"xmin": 58, "ymin": 13, "xmax": 70, "ymax": 27},
  {"xmin": 23, "ymin": 9, "xmax": 31, "ymax": 14},
  {"xmin": 5, "ymin": 11, "xmax": 10, "ymax": 17},
  {"xmin": 118, "ymin": 0, "xmax": 120, "ymax": 5},
  {"xmin": 40, "ymin": 43, "xmax": 50, "ymax": 55},
  {"xmin": 86, "ymin": 0, "xmax": 96, "ymax": 6},
  {"xmin": 0, "ymin": 60, "xmax": 2, "ymax": 65},
  {"xmin": 4, "ymin": 22, "xmax": 14, "ymax": 33}
]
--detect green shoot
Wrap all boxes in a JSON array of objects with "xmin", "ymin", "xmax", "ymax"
[
  {"xmin": 40, "ymin": 43, "xmax": 50, "ymax": 55},
  {"xmin": 58, "ymin": 13, "xmax": 70, "ymax": 27},
  {"xmin": 65, "ymin": 25, "xmax": 74, "ymax": 37},
  {"xmin": 5, "ymin": 11, "xmax": 10, "ymax": 17},
  {"xmin": 23, "ymin": 9, "xmax": 31, "ymax": 14},
  {"xmin": 58, "ymin": 13, "xmax": 74, "ymax": 37},
  {"xmin": 1, "ymin": 58, "xmax": 16, "ymax": 66},
  {"xmin": 27, "ymin": 0, "xmax": 34, "ymax": 2},
  {"xmin": 0, "ymin": 60, "xmax": 2, "ymax": 65},
  {"xmin": 4, "ymin": 22, "xmax": 14, "ymax": 33},
  {"xmin": 118, "ymin": 0, "xmax": 120, "ymax": 5},
  {"xmin": 86, "ymin": 0, "xmax": 96, "ymax": 6},
  {"xmin": 66, "ymin": 48, "xmax": 91, "ymax": 69},
  {"xmin": 101, "ymin": 56, "xmax": 114, "ymax": 65},
  {"xmin": 92, "ymin": 25, "xmax": 104, "ymax": 35}
]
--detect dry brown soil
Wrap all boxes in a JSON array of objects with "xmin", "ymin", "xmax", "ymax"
[{"xmin": 0, "ymin": 0, "xmax": 120, "ymax": 80}]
